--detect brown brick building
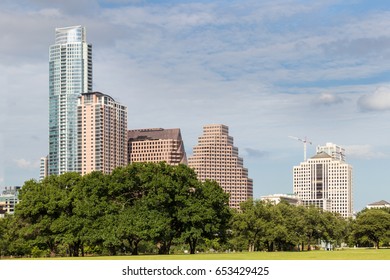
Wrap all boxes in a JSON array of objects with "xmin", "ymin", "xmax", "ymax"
[{"xmin": 188, "ymin": 124, "xmax": 253, "ymax": 209}]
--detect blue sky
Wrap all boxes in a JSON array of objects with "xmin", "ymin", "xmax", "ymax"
[{"xmin": 1, "ymin": 0, "xmax": 390, "ymax": 212}]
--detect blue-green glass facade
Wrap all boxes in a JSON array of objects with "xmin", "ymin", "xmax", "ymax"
[{"xmin": 48, "ymin": 26, "xmax": 92, "ymax": 175}]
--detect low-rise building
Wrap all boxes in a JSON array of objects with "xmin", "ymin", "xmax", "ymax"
[
  {"xmin": 366, "ymin": 200, "xmax": 390, "ymax": 209},
  {"xmin": 0, "ymin": 186, "xmax": 21, "ymax": 217},
  {"xmin": 260, "ymin": 194, "xmax": 302, "ymax": 206}
]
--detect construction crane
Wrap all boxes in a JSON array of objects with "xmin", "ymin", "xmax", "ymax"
[{"xmin": 289, "ymin": 136, "xmax": 312, "ymax": 161}]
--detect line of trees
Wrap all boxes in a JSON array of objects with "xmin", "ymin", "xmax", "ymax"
[
  {"xmin": 231, "ymin": 200, "xmax": 390, "ymax": 252},
  {"xmin": 0, "ymin": 163, "xmax": 231, "ymax": 257},
  {"xmin": 1, "ymin": 162, "xmax": 390, "ymax": 257}
]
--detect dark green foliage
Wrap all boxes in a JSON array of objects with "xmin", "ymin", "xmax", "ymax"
[
  {"xmin": 352, "ymin": 209, "xmax": 390, "ymax": 249},
  {"xmin": 230, "ymin": 200, "xmax": 349, "ymax": 251},
  {"xmin": 3, "ymin": 162, "xmax": 231, "ymax": 256},
  {"xmin": 2, "ymin": 164, "xmax": 389, "ymax": 257}
]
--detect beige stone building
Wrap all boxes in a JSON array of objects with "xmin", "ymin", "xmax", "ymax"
[
  {"xmin": 127, "ymin": 128, "xmax": 187, "ymax": 165},
  {"xmin": 77, "ymin": 92, "xmax": 128, "ymax": 175},
  {"xmin": 188, "ymin": 124, "xmax": 253, "ymax": 209},
  {"xmin": 293, "ymin": 146, "xmax": 353, "ymax": 218}
]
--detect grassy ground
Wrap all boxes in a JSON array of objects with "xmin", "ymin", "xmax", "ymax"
[{"xmin": 27, "ymin": 248, "xmax": 390, "ymax": 260}]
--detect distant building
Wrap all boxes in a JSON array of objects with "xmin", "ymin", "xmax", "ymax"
[
  {"xmin": 293, "ymin": 145, "xmax": 353, "ymax": 218},
  {"xmin": 0, "ymin": 208, "xmax": 6, "ymax": 218},
  {"xmin": 78, "ymin": 92, "xmax": 128, "ymax": 175},
  {"xmin": 316, "ymin": 142, "xmax": 345, "ymax": 162},
  {"xmin": 366, "ymin": 200, "xmax": 390, "ymax": 209},
  {"xmin": 0, "ymin": 186, "xmax": 21, "ymax": 217},
  {"xmin": 188, "ymin": 124, "xmax": 253, "ymax": 209},
  {"xmin": 128, "ymin": 128, "xmax": 187, "ymax": 165},
  {"xmin": 261, "ymin": 194, "xmax": 301, "ymax": 206},
  {"xmin": 39, "ymin": 156, "xmax": 48, "ymax": 180}
]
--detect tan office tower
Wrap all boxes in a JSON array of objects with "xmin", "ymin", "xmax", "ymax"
[
  {"xmin": 188, "ymin": 124, "xmax": 253, "ymax": 209},
  {"xmin": 293, "ymin": 146, "xmax": 353, "ymax": 218},
  {"xmin": 78, "ymin": 92, "xmax": 128, "ymax": 175},
  {"xmin": 128, "ymin": 128, "xmax": 187, "ymax": 165}
]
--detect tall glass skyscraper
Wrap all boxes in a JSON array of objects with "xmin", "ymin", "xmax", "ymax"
[{"xmin": 48, "ymin": 26, "xmax": 92, "ymax": 175}]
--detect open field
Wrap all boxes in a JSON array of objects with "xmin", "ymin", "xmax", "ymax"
[{"xmin": 14, "ymin": 248, "xmax": 390, "ymax": 260}]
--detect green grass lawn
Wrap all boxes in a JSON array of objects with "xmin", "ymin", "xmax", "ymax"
[{"xmin": 35, "ymin": 249, "xmax": 390, "ymax": 260}]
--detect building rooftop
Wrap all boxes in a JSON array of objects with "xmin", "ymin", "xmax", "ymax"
[
  {"xmin": 311, "ymin": 152, "xmax": 332, "ymax": 159},
  {"xmin": 367, "ymin": 200, "xmax": 390, "ymax": 206},
  {"xmin": 128, "ymin": 128, "xmax": 182, "ymax": 141}
]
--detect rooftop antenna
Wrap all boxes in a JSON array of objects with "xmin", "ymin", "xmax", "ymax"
[{"xmin": 289, "ymin": 136, "xmax": 312, "ymax": 161}]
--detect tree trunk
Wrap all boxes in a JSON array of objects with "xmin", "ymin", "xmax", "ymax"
[
  {"xmin": 157, "ymin": 240, "xmax": 171, "ymax": 255},
  {"xmin": 109, "ymin": 246, "xmax": 117, "ymax": 256},
  {"xmin": 71, "ymin": 241, "xmax": 81, "ymax": 257},
  {"xmin": 132, "ymin": 240, "xmax": 140, "ymax": 255},
  {"xmin": 50, "ymin": 249, "xmax": 56, "ymax": 257},
  {"xmin": 248, "ymin": 242, "xmax": 254, "ymax": 252},
  {"xmin": 189, "ymin": 238, "xmax": 197, "ymax": 254},
  {"xmin": 81, "ymin": 244, "xmax": 85, "ymax": 257},
  {"xmin": 47, "ymin": 240, "xmax": 57, "ymax": 257},
  {"xmin": 268, "ymin": 241, "xmax": 274, "ymax": 252}
]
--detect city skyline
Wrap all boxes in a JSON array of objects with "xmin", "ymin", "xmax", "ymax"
[{"xmin": 1, "ymin": 1, "xmax": 390, "ymax": 212}]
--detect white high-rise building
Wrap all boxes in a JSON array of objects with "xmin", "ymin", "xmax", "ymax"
[
  {"xmin": 316, "ymin": 142, "xmax": 345, "ymax": 162},
  {"xmin": 293, "ymin": 145, "xmax": 353, "ymax": 218},
  {"xmin": 48, "ymin": 26, "xmax": 92, "ymax": 175},
  {"xmin": 39, "ymin": 156, "xmax": 48, "ymax": 181},
  {"xmin": 188, "ymin": 124, "xmax": 253, "ymax": 209}
]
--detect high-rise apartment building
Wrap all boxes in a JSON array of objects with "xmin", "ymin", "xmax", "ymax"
[
  {"xmin": 39, "ymin": 156, "xmax": 48, "ymax": 181},
  {"xmin": 128, "ymin": 128, "xmax": 187, "ymax": 165},
  {"xmin": 293, "ymin": 144, "xmax": 353, "ymax": 218},
  {"xmin": 188, "ymin": 124, "xmax": 253, "ymax": 209},
  {"xmin": 48, "ymin": 26, "xmax": 92, "ymax": 175},
  {"xmin": 316, "ymin": 142, "xmax": 345, "ymax": 162},
  {"xmin": 78, "ymin": 92, "xmax": 127, "ymax": 175}
]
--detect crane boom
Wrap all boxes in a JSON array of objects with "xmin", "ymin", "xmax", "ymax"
[{"xmin": 289, "ymin": 135, "xmax": 312, "ymax": 161}]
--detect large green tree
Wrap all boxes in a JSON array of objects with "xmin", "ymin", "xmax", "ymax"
[
  {"xmin": 353, "ymin": 209, "xmax": 390, "ymax": 249},
  {"xmin": 230, "ymin": 200, "xmax": 348, "ymax": 252},
  {"xmin": 268, "ymin": 202, "xmax": 299, "ymax": 251},
  {"xmin": 112, "ymin": 162, "xmax": 231, "ymax": 254},
  {"xmin": 300, "ymin": 205, "xmax": 325, "ymax": 251},
  {"xmin": 231, "ymin": 199, "xmax": 270, "ymax": 252},
  {"xmin": 179, "ymin": 179, "xmax": 231, "ymax": 254}
]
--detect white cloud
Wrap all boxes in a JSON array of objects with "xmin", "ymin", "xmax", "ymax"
[
  {"xmin": 314, "ymin": 92, "xmax": 344, "ymax": 106},
  {"xmin": 13, "ymin": 159, "xmax": 40, "ymax": 169},
  {"xmin": 345, "ymin": 145, "xmax": 388, "ymax": 160},
  {"xmin": 358, "ymin": 87, "xmax": 390, "ymax": 111},
  {"xmin": 37, "ymin": 8, "xmax": 61, "ymax": 17}
]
